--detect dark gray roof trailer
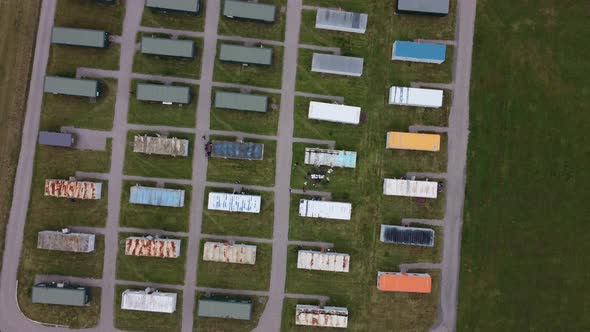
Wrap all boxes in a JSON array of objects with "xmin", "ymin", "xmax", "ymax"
[
  {"xmin": 396, "ymin": 0, "xmax": 450, "ymax": 16},
  {"xmin": 38, "ymin": 132, "xmax": 75, "ymax": 148},
  {"xmin": 146, "ymin": 0, "xmax": 201, "ymax": 14}
]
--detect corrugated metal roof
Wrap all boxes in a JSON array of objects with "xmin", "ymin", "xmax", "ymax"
[
  {"xmin": 377, "ymin": 272, "xmax": 432, "ymax": 293},
  {"xmin": 311, "ymin": 53, "xmax": 364, "ymax": 77},
  {"xmin": 392, "ymin": 41, "xmax": 446, "ymax": 64},
  {"xmin": 44, "ymin": 76, "xmax": 99, "ymax": 98},
  {"xmin": 386, "ymin": 132, "xmax": 441, "ymax": 152},
  {"xmin": 197, "ymin": 298, "xmax": 252, "ymax": 320},
  {"xmin": 315, "ymin": 8, "xmax": 368, "ymax": 33},
  {"xmin": 211, "ymin": 140, "xmax": 264, "ymax": 160},
  {"xmin": 51, "ymin": 26, "xmax": 108, "ymax": 48},
  {"xmin": 214, "ymin": 91, "xmax": 268, "ymax": 113},
  {"xmin": 37, "ymin": 231, "xmax": 96, "ymax": 253},
  {"xmin": 304, "ymin": 148, "xmax": 357, "ymax": 168},
  {"xmin": 297, "ymin": 250, "xmax": 350, "ymax": 273},
  {"xmin": 121, "ymin": 289, "xmax": 177, "ymax": 313},
  {"xmin": 133, "ymin": 135, "xmax": 189, "ymax": 157},
  {"xmin": 380, "ymin": 224, "xmax": 435, "ymax": 247},
  {"xmin": 129, "ymin": 185, "xmax": 185, "ymax": 208},
  {"xmin": 124, "ymin": 237, "xmax": 181, "ymax": 258},
  {"xmin": 141, "ymin": 37, "xmax": 195, "ymax": 58},
  {"xmin": 389, "ymin": 86, "xmax": 444, "ymax": 108},
  {"xmin": 38, "ymin": 131, "xmax": 74, "ymax": 148},
  {"xmin": 308, "ymin": 101, "xmax": 361, "ymax": 124},
  {"xmin": 295, "ymin": 305, "xmax": 349, "ymax": 328},
  {"xmin": 32, "ymin": 284, "xmax": 89, "ymax": 306},
  {"xmin": 219, "ymin": 44, "xmax": 273, "ymax": 65},
  {"xmin": 298, "ymin": 200, "xmax": 352, "ymax": 221},
  {"xmin": 207, "ymin": 192, "xmax": 261, "ymax": 213},
  {"xmin": 203, "ymin": 242, "xmax": 257, "ymax": 265},
  {"xmin": 44, "ymin": 179, "xmax": 102, "ymax": 199},
  {"xmin": 396, "ymin": 0, "xmax": 450, "ymax": 15},
  {"xmin": 383, "ymin": 178, "xmax": 439, "ymax": 198},
  {"xmin": 223, "ymin": 0, "xmax": 276, "ymax": 23},
  {"xmin": 136, "ymin": 83, "xmax": 191, "ymax": 104},
  {"xmin": 146, "ymin": 0, "xmax": 200, "ymax": 13}
]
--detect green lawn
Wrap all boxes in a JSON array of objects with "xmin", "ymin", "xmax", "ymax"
[
  {"xmin": 458, "ymin": 0, "xmax": 590, "ymax": 331},
  {"xmin": 197, "ymin": 240, "xmax": 272, "ymax": 291},
  {"xmin": 115, "ymin": 285, "xmax": 183, "ymax": 332},
  {"xmin": 124, "ymin": 131, "xmax": 194, "ymax": 179},
  {"xmin": 40, "ymin": 78, "xmax": 117, "ymax": 131},
  {"xmin": 194, "ymin": 294, "xmax": 268, "ymax": 332},
  {"xmin": 217, "ymin": 0, "xmax": 287, "ymax": 41},
  {"xmin": 128, "ymin": 80, "xmax": 198, "ymax": 127},
  {"xmin": 46, "ymin": 44, "xmax": 120, "ymax": 75},
  {"xmin": 141, "ymin": 5, "xmax": 206, "ymax": 32},
  {"xmin": 133, "ymin": 34, "xmax": 202, "ymax": 79},
  {"xmin": 201, "ymin": 187, "xmax": 274, "ymax": 238},
  {"xmin": 55, "ymin": 0, "xmax": 125, "ymax": 35},
  {"xmin": 120, "ymin": 181, "xmax": 191, "ymax": 232}
]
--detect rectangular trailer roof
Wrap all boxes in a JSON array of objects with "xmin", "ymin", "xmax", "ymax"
[
  {"xmin": 198, "ymin": 298, "xmax": 252, "ymax": 320},
  {"xmin": 386, "ymin": 131, "xmax": 441, "ymax": 151},
  {"xmin": 37, "ymin": 231, "xmax": 96, "ymax": 253},
  {"xmin": 298, "ymin": 200, "xmax": 352, "ymax": 221},
  {"xmin": 203, "ymin": 242, "xmax": 257, "ymax": 265},
  {"xmin": 383, "ymin": 178, "xmax": 438, "ymax": 198},
  {"xmin": 211, "ymin": 140, "xmax": 264, "ymax": 160},
  {"xmin": 308, "ymin": 101, "xmax": 361, "ymax": 124},
  {"xmin": 389, "ymin": 86, "xmax": 444, "ymax": 108},
  {"xmin": 380, "ymin": 224, "xmax": 435, "ymax": 247},
  {"xmin": 125, "ymin": 237, "xmax": 181, "ymax": 258},
  {"xmin": 377, "ymin": 272, "xmax": 432, "ymax": 293},
  {"xmin": 129, "ymin": 185, "xmax": 185, "ymax": 208},
  {"xmin": 32, "ymin": 284, "xmax": 89, "ymax": 306},
  {"xmin": 140, "ymin": 37, "xmax": 195, "ymax": 58},
  {"xmin": 219, "ymin": 44, "xmax": 273, "ymax": 65},
  {"xmin": 146, "ymin": 0, "xmax": 201, "ymax": 13},
  {"xmin": 51, "ymin": 26, "xmax": 108, "ymax": 48},
  {"xmin": 304, "ymin": 147, "xmax": 357, "ymax": 168},
  {"xmin": 312, "ymin": 53, "xmax": 364, "ymax": 77},
  {"xmin": 223, "ymin": 0, "xmax": 276, "ymax": 23},
  {"xmin": 44, "ymin": 76, "xmax": 99, "ymax": 98},
  {"xmin": 396, "ymin": 0, "xmax": 450, "ymax": 16},
  {"xmin": 295, "ymin": 305, "xmax": 349, "ymax": 328},
  {"xmin": 38, "ymin": 131, "xmax": 74, "ymax": 148},
  {"xmin": 297, "ymin": 250, "xmax": 350, "ymax": 273},
  {"xmin": 44, "ymin": 179, "xmax": 102, "ymax": 199},
  {"xmin": 392, "ymin": 41, "xmax": 446, "ymax": 64},
  {"xmin": 214, "ymin": 91, "xmax": 268, "ymax": 113},
  {"xmin": 207, "ymin": 192, "xmax": 261, "ymax": 213},
  {"xmin": 121, "ymin": 289, "xmax": 178, "ymax": 313},
  {"xmin": 315, "ymin": 8, "xmax": 368, "ymax": 33},
  {"xmin": 136, "ymin": 83, "xmax": 191, "ymax": 104},
  {"xmin": 133, "ymin": 135, "xmax": 189, "ymax": 157}
]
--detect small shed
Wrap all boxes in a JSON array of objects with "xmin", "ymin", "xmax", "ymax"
[
  {"xmin": 44, "ymin": 179, "xmax": 102, "ymax": 199},
  {"xmin": 198, "ymin": 298, "xmax": 252, "ymax": 320},
  {"xmin": 121, "ymin": 289, "xmax": 178, "ymax": 313},
  {"xmin": 311, "ymin": 53, "xmax": 364, "ymax": 77},
  {"xmin": 219, "ymin": 44, "xmax": 273, "ymax": 66},
  {"xmin": 315, "ymin": 8, "xmax": 368, "ymax": 34},
  {"xmin": 295, "ymin": 305, "xmax": 349, "ymax": 328},
  {"xmin": 207, "ymin": 192, "xmax": 262, "ymax": 214},
  {"xmin": 386, "ymin": 132, "xmax": 441, "ymax": 152},
  {"xmin": 308, "ymin": 101, "xmax": 361, "ymax": 124},
  {"xmin": 37, "ymin": 231, "xmax": 96, "ymax": 253},
  {"xmin": 145, "ymin": 0, "xmax": 201, "ymax": 14},
  {"xmin": 298, "ymin": 200, "xmax": 352, "ymax": 221},
  {"xmin": 211, "ymin": 140, "xmax": 264, "ymax": 160},
  {"xmin": 51, "ymin": 26, "xmax": 109, "ymax": 48},
  {"xmin": 304, "ymin": 147, "xmax": 357, "ymax": 168},
  {"xmin": 383, "ymin": 178, "xmax": 439, "ymax": 198},
  {"xmin": 377, "ymin": 272, "xmax": 432, "ymax": 293},
  {"xmin": 133, "ymin": 135, "xmax": 189, "ymax": 157},
  {"xmin": 223, "ymin": 0, "xmax": 276, "ymax": 23},
  {"xmin": 214, "ymin": 91, "xmax": 268, "ymax": 113},
  {"xmin": 44, "ymin": 76, "xmax": 100, "ymax": 98},
  {"xmin": 203, "ymin": 242, "xmax": 257, "ymax": 265},
  {"xmin": 389, "ymin": 86, "xmax": 443, "ymax": 108},
  {"xmin": 125, "ymin": 237, "xmax": 181, "ymax": 258},
  {"xmin": 32, "ymin": 283, "xmax": 90, "ymax": 307},
  {"xmin": 136, "ymin": 83, "xmax": 191, "ymax": 104},
  {"xmin": 380, "ymin": 224, "xmax": 435, "ymax": 247},
  {"xmin": 140, "ymin": 37, "xmax": 196, "ymax": 58},
  {"xmin": 38, "ymin": 131, "xmax": 74, "ymax": 148},
  {"xmin": 392, "ymin": 41, "xmax": 446, "ymax": 64},
  {"xmin": 297, "ymin": 250, "xmax": 350, "ymax": 273},
  {"xmin": 129, "ymin": 185, "xmax": 185, "ymax": 208}
]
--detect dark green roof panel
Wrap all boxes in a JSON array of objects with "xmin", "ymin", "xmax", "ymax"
[
  {"xmin": 51, "ymin": 27, "xmax": 109, "ymax": 48},
  {"xmin": 219, "ymin": 44, "xmax": 273, "ymax": 66},
  {"xmin": 214, "ymin": 91, "xmax": 268, "ymax": 113},
  {"xmin": 141, "ymin": 37, "xmax": 196, "ymax": 58},
  {"xmin": 223, "ymin": 0, "xmax": 276, "ymax": 23},
  {"xmin": 137, "ymin": 83, "xmax": 191, "ymax": 104},
  {"xmin": 146, "ymin": 0, "xmax": 200, "ymax": 13},
  {"xmin": 198, "ymin": 298, "xmax": 252, "ymax": 320},
  {"xmin": 32, "ymin": 284, "xmax": 89, "ymax": 307},
  {"xmin": 44, "ymin": 76, "xmax": 100, "ymax": 98}
]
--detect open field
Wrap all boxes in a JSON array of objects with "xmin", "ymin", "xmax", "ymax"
[
  {"xmin": 194, "ymin": 294, "xmax": 268, "ymax": 332},
  {"xmin": 115, "ymin": 285, "xmax": 183, "ymax": 332},
  {"xmin": 54, "ymin": 0, "xmax": 125, "ymax": 35},
  {"xmin": 141, "ymin": 4, "xmax": 206, "ymax": 32},
  {"xmin": 133, "ymin": 34, "xmax": 202, "ymax": 79},
  {"xmin": 217, "ymin": 0, "xmax": 287, "ymax": 41},
  {"xmin": 458, "ymin": 1, "xmax": 590, "ymax": 331},
  {"xmin": 46, "ymin": 44, "xmax": 120, "ymax": 75}
]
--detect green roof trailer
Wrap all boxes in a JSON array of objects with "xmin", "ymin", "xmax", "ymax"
[
  {"xmin": 146, "ymin": 0, "xmax": 201, "ymax": 14},
  {"xmin": 44, "ymin": 76, "xmax": 100, "ymax": 98},
  {"xmin": 32, "ymin": 283, "xmax": 90, "ymax": 307},
  {"xmin": 198, "ymin": 298, "xmax": 252, "ymax": 320},
  {"xmin": 219, "ymin": 44, "xmax": 273, "ymax": 66},
  {"xmin": 223, "ymin": 0, "xmax": 276, "ymax": 23},
  {"xmin": 51, "ymin": 26, "xmax": 109, "ymax": 48},
  {"xmin": 214, "ymin": 91, "xmax": 268, "ymax": 113},
  {"xmin": 137, "ymin": 83, "xmax": 191, "ymax": 104},
  {"xmin": 141, "ymin": 37, "xmax": 196, "ymax": 58}
]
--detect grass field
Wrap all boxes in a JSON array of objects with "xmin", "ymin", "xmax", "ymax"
[
  {"xmin": 46, "ymin": 44, "xmax": 120, "ymax": 75},
  {"xmin": 141, "ymin": 4, "xmax": 206, "ymax": 32},
  {"xmin": 55, "ymin": 0, "xmax": 125, "ymax": 35},
  {"xmin": 457, "ymin": 1, "xmax": 590, "ymax": 331},
  {"xmin": 115, "ymin": 285, "xmax": 183, "ymax": 332},
  {"xmin": 194, "ymin": 294, "xmax": 268, "ymax": 332},
  {"xmin": 217, "ymin": 0, "xmax": 287, "ymax": 41},
  {"xmin": 133, "ymin": 34, "xmax": 202, "ymax": 79}
]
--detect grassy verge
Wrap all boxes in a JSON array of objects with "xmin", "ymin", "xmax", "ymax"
[
  {"xmin": 194, "ymin": 294, "xmax": 268, "ymax": 332},
  {"xmin": 217, "ymin": 0, "xmax": 287, "ymax": 41},
  {"xmin": 141, "ymin": 4, "xmax": 206, "ymax": 32},
  {"xmin": 55, "ymin": 0, "xmax": 125, "ymax": 35},
  {"xmin": 46, "ymin": 44, "xmax": 120, "ymax": 75},
  {"xmin": 134, "ymin": 34, "xmax": 202, "ymax": 79},
  {"xmin": 115, "ymin": 285, "xmax": 183, "ymax": 332}
]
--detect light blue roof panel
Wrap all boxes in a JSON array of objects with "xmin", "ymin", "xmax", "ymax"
[
  {"xmin": 211, "ymin": 140, "xmax": 264, "ymax": 160},
  {"xmin": 392, "ymin": 41, "xmax": 446, "ymax": 62},
  {"xmin": 129, "ymin": 185, "xmax": 185, "ymax": 207}
]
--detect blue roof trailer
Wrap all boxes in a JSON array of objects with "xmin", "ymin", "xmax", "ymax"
[
  {"xmin": 211, "ymin": 141, "xmax": 264, "ymax": 160},
  {"xmin": 391, "ymin": 41, "xmax": 446, "ymax": 64},
  {"xmin": 129, "ymin": 185, "xmax": 185, "ymax": 207}
]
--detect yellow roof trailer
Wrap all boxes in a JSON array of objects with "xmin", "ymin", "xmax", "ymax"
[{"xmin": 386, "ymin": 132, "xmax": 440, "ymax": 152}]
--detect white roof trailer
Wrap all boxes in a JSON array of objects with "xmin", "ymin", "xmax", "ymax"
[
  {"xmin": 315, "ymin": 8, "xmax": 368, "ymax": 34},
  {"xmin": 299, "ymin": 199, "xmax": 352, "ymax": 220},
  {"xmin": 304, "ymin": 148, "xmax": 357, "ymax": 168},
  {"xmin": 295, "ymin": 305, "xmax": 349, "ymax": 328},
  {"xmin": 207, "ymin": 192, "xmax": 261, "ymax": 213},
  {"xmin": 297, "ymin": 250, "xmax": 350, "ymax": 273},
  {"xmin": 389, "ymin": 86, "xmax": 443, "ymax": 108},
  {"xmin": 308, "ymin": 101, "xmax": 361, "ymax": 125},
  {"xmin": 311, "ymin": 53, "xmax": 364, "ymax": 77},
  {"xmin": 383, "ymin": 178, "xmax": 438, "ymax": 199},
  {"xmin": 121, "ymin": 289, "xmax": 177, "ymax": 313},
  {"xmin": 202, "ymin": 242, "xmax": 257, "ymax": 265}
]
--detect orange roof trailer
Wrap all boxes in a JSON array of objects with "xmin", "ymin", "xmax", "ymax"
[
  {"xmin": 377, "ymin": 272, "xmax": 432, "ymax": 293},
  {"xmin": 386, "ymin": 132, "xmax": 440, "ymax": 152}
]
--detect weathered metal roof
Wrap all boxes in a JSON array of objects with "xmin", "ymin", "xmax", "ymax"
[
  {"xmin": 124, "ymin": 237, "xmax": 181, "ymax": 258},
  {"xmin": 304, "ymin": 147, "xmax": 357, "ymax": 168},
  {"xmin": 37, "ymin": 231, "xmax": 96, "ymax": 253},
  {"xmin": 377, "ymin": 272, "xmax": 432, "ymax": 293},
  {"xmin": 295, "ymin": 305, "xmax": 349, "ymax": 328},
  {"xmin": 38, "ymin": 131, "xmax": 74, "ymax": 148},
  {"xmin": 214, "ymin": 91, "xmax": 268, "ymax": 113},
  {"xmin": 136, "ymin": 83, "xmax": 191, "ymax": 104},
  {"xmin": 121, "ymin": 289, "xmax": 178, "ymax": 313},
  {"xmin": 207, "ymin": 192, "xmax": 261, "ymax": 213},
  {"xmin": 219, "ymin": 44, "xmax": 273, "ymax": 66},
  {"xmin": 51, "ymin": 26, "xmax": 108, "ymax": 48},
  {"xmin": 308, "ymin": 101, "xmax": 361, "ymax": 124},
  {"xmin": 44, "ymin": 179, "xmax": 102, "ymax": 199},
  {"xmin": 380, "ymin": 224, "xmax": 435, "ymax": 247},
  {"xmin": 383, "ymin": 178, "xmax": 438, "ymax": 198},
  {"xmin": 223, "ymin": 0, "xmax": 276, "ymax": 23},
  {"xmin": 129, "ymin": 185, "xmax": 185, "ymax": 208},
  {"xmin": 211, "ymin": 140, "xmax": 264, "ymax": 160},
  {"xmin": 386, "ymin": 131, "xmax": 441, "ymax": 151},
  {"xmin": 146, "ymin": 0, "xmax": 201, "ymax": 13},
  {"xmin": 297, "ymin": 250, "xmax": 350, "ymax": 273},
  {"xmin": 44, "ymin": 76, "xmax": 99, "ymax": 98},
  {"xmin": 315, "ymin": 8, "xmax": 368, "ymax": 33},
  {"xmin": 203, "ymin": 242, "xmax": 257, "ymax": 265},
  {"xmin": 141, "ymin": 37, "xmax": 196, "ymax": 58},
  {"xmin": 311, "ymin": 53, "xmax": 364, "ymax": 77},
  {"xmin": 197, "ymin": 298, "xmax": 252, "ymax": 320},
  {"xmin": 32, "ymin": 283, "xmax": 89, "ymax": 307},
  {"xmin": 396, "ymin": 0, "xmax": 450, "ymax": 15},
  {"xmin": 298, "ymin": 200, "xmax": 352, "ymax": 221},
  {"xmin": 392, "ymin": 41, "xmax": 446, "ymax": 64},
  {"xmin": 389, "ymin": 86, "xmax": 444, "ymax": 108},
  {"xmin": 133, "ymin": 135, "xmax": 189, "ymax": 157}
]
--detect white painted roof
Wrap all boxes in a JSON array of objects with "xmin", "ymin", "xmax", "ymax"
[
  {"xmin": 389, "ymin": 86, "xmax": 443, "ymax": 108},
  {"xmin": 304, "ymin": 147, "xmax": 357, "ymax": 168},
  {"xmin": 298, "ymin": 200, "xmax": 352, "ymax": 220},
  {"xmin": 295, "ymin": 305, "xmax": 349, "ymax": 328},
  {"xmin": 121, "ymin": 289, "xmax": 177, "ymax": 313},
  {"xmin": 207, "ymin": 192, "xmax": 261, "ymax": 213},
  {"xmin": 203, "ymin": 242, "xmax": 257, "ymax": 265},
  {"xmin": 383, "ymin": 178, "xmax": 438, "ymax": 198},
  {"xmin": 297, "ymin": 250, "xmax": 350, "ymax": 273},
  {"xmin": 308, "ymin": 101, "xmax": 361, "ymax": 124},
  {"xmin": 315, "ymin": 8, "xmax": 368, "ymax": 34}
]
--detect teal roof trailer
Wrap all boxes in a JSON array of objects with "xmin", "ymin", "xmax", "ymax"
[
  {"xmin": 51, "ymin": 26, "xmax": 109, "ymax": 48},
  {"xmin": 219, "ymin": 44, "xmax": 273, "ymax": 66},
  {"xmin": 223, "ymin": 0, "xmax": 276, "ymax": 23},
  {"xmin": 44, "ymin": 76, "xmax": 100, "ymax": 98},
  {"xmin": 214, "ymin": 91, "xmax": 268, "ymax": 113},
  {"xmin": 141, "ymin": 37, "xmax": 196, "ymax": 58}
]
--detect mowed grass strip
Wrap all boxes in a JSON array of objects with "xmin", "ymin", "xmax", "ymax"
[
  {"xmin": 55, "ymin": 0, "xmax": 125, "ymax": 35},
  {"xmin": 194, "ymin": 294, "xmax": 268, "ymax": 332},
  {"xmin": 133, "ymin": 34, "xmax": 202, "ymax": 79},
  {"xmin": 141, "ymin": 4, "xmax": 206, "ymax": 32},
  {"xmin": 46, "ymin": 44, "xmax": 120, "ymax": 75},
  {"xmin": 201, "ymin": 187, "xmax": 274, "ymax": 238},
  {"xmin": 115, "ymin": 285, "xmax": 183, "ymax": 332},
  {"xmin": 217, "ymin": 0, "xmax": 287, "ymax": 41}
]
